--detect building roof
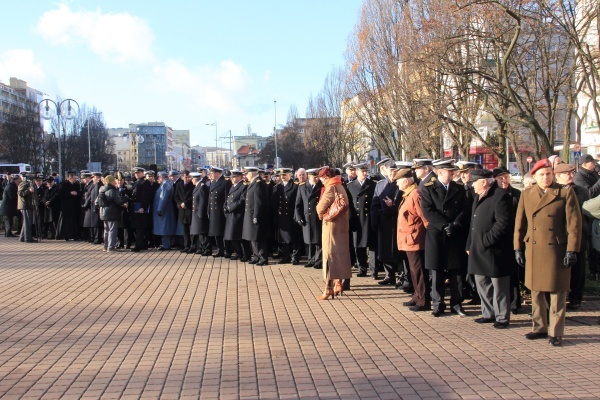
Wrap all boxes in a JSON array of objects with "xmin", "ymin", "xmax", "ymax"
[{"xmin": 237, "ymin": 144, "xmax": 260, "ymax": 155}]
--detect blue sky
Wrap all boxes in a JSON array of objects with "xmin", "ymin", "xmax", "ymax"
[{"xmin": 0, "ymin": 0, "xmax": 363, "ymax": 146}]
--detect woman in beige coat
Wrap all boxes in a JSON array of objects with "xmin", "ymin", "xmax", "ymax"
[{"xmin": 316, "ymin": 167, "xmax": 352, "ymax": 300}]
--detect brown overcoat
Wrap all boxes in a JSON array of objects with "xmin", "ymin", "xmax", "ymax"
[
  {"xmin": 397, "ymin": 184, "xmax": 428, "ymax": 251},
  {"xmin": 514, "ymin": 182, "xmax": 582, "ymax": 292},
  {"xmin": 317, "ymin": 182, "xmax": 352, "ymax": 281}
]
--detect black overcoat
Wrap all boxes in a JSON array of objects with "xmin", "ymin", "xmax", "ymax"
[
  {"xmin": 190, "ymin": 181, "xmax": 209, "ymax": 235},
  {"xmin": 466, "ymin": 183, "xmax": 514, "ymax": 277},
  {"xmin": 130, "ymin": 178, "xmax": 153, "ymax": 229},
  {"xmin": 294, "ymin": 181, "xmax": 322, "ymax": 244},
  {"xmin": 242, "ymin": 177, "xmax": 268, "ymax": 241},
  {"xmin": 83, "ymin": 181, "xmax": 102, "ymax": 228},
  {"xmin": 347, "ymin": 178, "xmax": 377, "ymax": 248},
  {"xmin": 43, "ymin": 184, "xmax": 61, "ymax": 223},
  {"xmin": 421, "ymin": 179, "xmax": 470, "ymax": 271},
  {"xmin": 208, "ymin": 176, "xmax": 231, "ymax": 236},
  {"xmin": 370, "ymin": 178, "xmax": 401, "ymax": 262},
  {"xmin": 57, "ymin": 180, "xmax": 82, "ymax": 239},
  {"xmin": 0, "ymin": 181, "xmax": 18, "ymax": 218},
  {"xmin": 224, "ymin": 181, "xmax": 247, "ymax": 241},
  {"xmin": 273, "ymin": 180, "xmax": 301, "ymax": 243},
  {"xmin": 175, "ymin": 181, "xmax": 194, "ymax": 224}
]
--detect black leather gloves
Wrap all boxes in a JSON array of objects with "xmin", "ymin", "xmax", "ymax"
[
  {"xmin": 564, "ymin": 251, "xmax": 577, "ymax": 268},
  {"xmin": 515, "ymin": 250, "xmax": 525, "ymax": 267},
  {"xmin": 444, "ymin": 222, "xmax": 458, "ymax": 237},
  {"xmin": 253, "ymin": 218, "xmax": 258, "ymax": 225}
]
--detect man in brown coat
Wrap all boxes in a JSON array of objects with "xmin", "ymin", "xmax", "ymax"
[{"xmin": 514, "ymin": 159, "xmax": 582, "ymax": 346}]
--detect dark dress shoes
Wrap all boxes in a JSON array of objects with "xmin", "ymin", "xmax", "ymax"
[
  {"xmin": 451, "ymin": 305, "xmax": 468, "ymax": 317},
  {"xmin": 195, "ymin": 249, "xmax": 204, "ymax": 255},
  {"xmin": 292, "ymin": 259, "xmax": 299, "ymax": 265},
  {"xmin": 304, "ymin": 262, "xmax": 314, "ymax": 268},
  {"xmin": 356, "ymin": 271, "xmax": 368, "ymax": 277},
  {"xmin": 549, "ymin": 336, "xmax": 562, "ymax": 346},
  {"xmin": 213, "ymin": 252, "xmax": 224, "ymax": 258},
  {"xmin": 256, "ymin": 259, "xmax": 268, "ymax": 266},
  {"xmin": 403, "ymin": 301, "xmax": 417, "ymax": 307},
  {"xmin": 409, "ymin": 305, "xmax": 431, "ymax": 312},
  {"xmin": 431, "ymin": 310, "xmax": 444, "ymax": 317},
  {"xmin": 25, "ymin": 239, "xmax": 38, "ymax": 243},
  {"xmin": 525, "ymin": 332, "xmax": 548, "ymax": 340},
  {"xmin": 180, "ymin": 248, "xmax": 190, "ymax": 253},
  {"xmin": 566, "ymin": 302, "xmax": 581, "ymax": 310},
  {"xmin": 130, "ymin": 248, "xmax": 140, "ymax": 252},
  {"xmin": 378, "ymin": 277, "xmax": 396, "ymax": 286},
  {"xmin": 313, "ymin": 264, "xmax": 322, "ymax": 269},
  {"xmin": 474, "ymin": 317, "xmax": 495, "ymax": 324},
  {"xmin": 229, "ymin": 256, "xmax": 238, "ymax": 261},
  {"xmin": 278, "ymin": 258, "xmax": 291, "ymax": 264},
  {"xmin": 493, "ymin": 321, "xmax": 510, "ymax": 329}
]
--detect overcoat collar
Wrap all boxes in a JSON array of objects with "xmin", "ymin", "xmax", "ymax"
[
  {"xmin": 356, "ymin": 178, "xmax": 374, "ymax": 196},
  {"xmin": 210, "ymin": 176, "xmax": 225, "ymax": 191},
  {"xmin": 533, "ymin": 182, "xmax": 560, "ymax": 212}
]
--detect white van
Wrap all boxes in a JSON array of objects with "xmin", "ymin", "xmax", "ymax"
[{"xmin": 0, "ymin": 163, "xmax": 33, "ymax": 178}]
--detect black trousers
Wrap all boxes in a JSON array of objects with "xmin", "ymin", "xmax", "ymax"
[
  {"xmin": 430, "ymin": 269, "xmax": 464, "ymax": 311},
  {"xmin": 280, "ymin": 242, "xmax": 302, "ymax": 261},
  {"xmin": 134, "ymin": 228, "xmax": 147, "ymax": 250},
  {"xmin": 242, "ymin": 240, "xmax": 253, "ymax": 260},
  {"xmin": 588, "ymin": 246, "xmax": 600, "ymax": 274},
  {"xmin": 307, "ymin": 243, "xmax": 322, "ymax": 267},
  {"xmin": 182, "ymin": 224, "xmax": 191, "ymax": 249},
  {"xmin": 569, "ymin": 251, "xmax": 586, "ymax": 304},
  {"xmin": 251, "ymin": 239, "xmax": 268, "ymax": 262},
  {"xmin": 211, "ymin": 236, "xmax": 225, "ymax": 254},
  {"xmin": 355, "ymin": 247, "xmax": 377, "ymax": 275}
]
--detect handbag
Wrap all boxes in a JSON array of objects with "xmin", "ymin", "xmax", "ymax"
[{"xmin": 323, "ymin": 186, "xmax": 348, "ymax": 222}]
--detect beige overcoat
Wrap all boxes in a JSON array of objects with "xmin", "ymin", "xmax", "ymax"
[
  {"xmin": 514, "ymin": 182, "xmax": 582, "ymax": 292},
  {"xmin": 317, "ymin": 182, "xmax": 352, "ymax": 281}
]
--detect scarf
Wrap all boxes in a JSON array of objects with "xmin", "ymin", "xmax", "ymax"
[{"xmin": 320, "ymin": 176, "xmax": 343, "ymax": 197}]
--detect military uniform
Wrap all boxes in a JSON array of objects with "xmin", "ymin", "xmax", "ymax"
[
  {"xmin": 130, "ymin": 174, "xmax": 153, "ymax": 251},
  {"xmin": 190, "ymin": 176, "xmax": 210, "ymax": 255},
  {"xmin": 420, "ymin": 161, "xmax": 470, "ymax": 316},
  {"xmin": 57, "ymin": 178, "xmax": 82, "ymax": 241},
  {"xmin": 371, "ymin": 175, "xmax": 401, "ymax": 284},
  {"xmin": 224, "ymin": 176, "xmax": 248, "ymax": 260},
  {"xmin": 273, "ymin": 172, "xmax": 302, "ymax": 264},
  {"xmin": 347, "ymin": 175, "xmax": 377, "ymax": 277},
  {"xmin": 208, "ymin": 173, "xmax": 232, "ymax": 256},
  {"xmin": 295, "ymin": 176, "xmax": 323, "ymax": 268},
  {"xmin": 175, "ymin": 178, "xmax": 194, "ymax": 251},
  {"xmin": 242, "ymin": 173, "xmax": 269, "ymax": 264}
]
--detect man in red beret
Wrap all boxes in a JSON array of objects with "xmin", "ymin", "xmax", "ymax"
[{"xmin": 514, "ymin": 159, "xmax": 582, "ymax": 346}]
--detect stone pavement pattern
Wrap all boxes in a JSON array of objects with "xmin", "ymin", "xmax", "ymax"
[{"xmin": 0, "ymin": 237, "xmax": 599, "ymax": 399}]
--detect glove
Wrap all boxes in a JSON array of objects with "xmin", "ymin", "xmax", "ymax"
[
  {"xmin": 224, "ymin": 206, "xmax": 230, "ymax": 214},
  {"xmin": 564, "ymin": 251, "xmax": 577, "ymax": 268},
  {"xmin": 157, "ymin": 211, "xmax": 163, "ymax": 217},
  {"xmin": 443, "ymin": 222, "xmax": 458, "ymax": 237},
  {"xmin": 253, "ymin": 217, "xmax": 258, "ymax": 225},
  {"xmin": 298, "ymin": 220, "xmax": 306, "ymax": 226},
  {"xmin": 515, "ymin": 250, "xmax": 525, "ymax": 267}
]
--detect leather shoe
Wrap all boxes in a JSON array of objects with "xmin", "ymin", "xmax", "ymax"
[
  {"xmin": 431, "ymin": 310, "xmax": 444, "ymax": 317},
  {"xmin": 229, "ymin": 256, "xmax": 238, "ymax": 261},
  {"xmin": 180, "ymin": 248, "xmax": 190, "ymax": 253},
  {"xmin": 186, "ymin": 248, "xmax": 197, "ymax": 254},
  {"xmin": 304, "ymin": 262, "xmax": 314, "ymax": 268},
  {"xmin": 130, "ymin": 248, "xmax": 140, "ymax": 252},
  {"xmin": 474, "ymin": 317, "xmax": 495, "ymax": 324},
  {"xmin": 356, "ymin": 271, "xmax": 367, "ymax": 277},
  {"xmin": 371, "ymin": 272, "xmax": 379, "ymax": 280},
  {"xmin": 403, "ymin": 301, "xmax": 417, "ymax": 307},
  {"xmin": 451, "ymin": 305, "xmax": 467, "ymax": 317},
  {"xmin": 548, "ymin": 336, "xmax": 562, "ymax": 346},
  {"xmin": 292, "ymin": 259, "xmax": 300, "ymax": 265},
  {"xmin": 5, "ymin": 233, "xmax": 16, "ymax": 237},
  {"xmin": 25, "ymin": 239, "xmax": 38, "ymax": 243},
  {"xmin": 409, "ymin": 305, "xmax": 431, "ymax": 312},
  {"xmin": 313, "ymin": 264, "xmax": 323, "ymax": 269},
  {"xmin": 466, "ymin": 298, "xmax": 481, "ymax": 306},
  {"xmin": 213, "ymin": 252, "xmax": 225, "ymax": 258},
  {"xmin": 195, "ymin": 250, "xmax": 204, "ymax": 255},
  {"xmin": 157, "ymin": 246, "xmax": 170, "ymax": 251},
  {"xmin": 248, "ymin": 259, "xmax": 258, "ymax": 264},
  {"xmin": 256, "ymin": 259, "xmax": 268, "ymax": 266},
  {"xmin": 378, "ymin": 277, "xmax": 396, "ymax": 286},
  {"xmin": 278, "ymin": 258, "xmax": 291, "ymax": 264},
  {"xmin": 525, "ymin": 332, "xmax": 548, "ymax": 340},
  {"xmin": 493, "ymin": 321, "xmax": 510, "ymax": 329},
  {"xmin": 566, "ymin": 302, "xmax": 581, "ymax": 310}
]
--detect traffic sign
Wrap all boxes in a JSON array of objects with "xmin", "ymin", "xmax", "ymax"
[
  {"xmin": 526, "ymin": 156, "xmax": 533, "ymax": 163},
  {"xmin": 574, "ymin": 151, "xmax": 582, "ymax": 158}
]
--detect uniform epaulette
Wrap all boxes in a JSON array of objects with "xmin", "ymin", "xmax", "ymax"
[
  {"xmin": 424, "ymin": 182, "xmax": 434, "ymax": 187},
  {"xmin": 298, "ymin": 182, "xmax": 305, "ymax": 186},
  {"xmin": 430, "ymin": 177, "xmax": 437, "ymax": 182},
  {"xmin": 295, "ymin": 181, "xmax": 300, "ymax": 185},
  {"xmin": 256, "ymin": 178, "xmax": 262, "ymax": 182},
  {"xmin": 243, "ymin": 182, "xmax": 249, "ymax": 185}
]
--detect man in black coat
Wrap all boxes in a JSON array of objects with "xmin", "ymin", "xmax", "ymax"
[
  {"xmin": 43, "ymin": 177, "xmax": 61, "ymax": 239},
  {"xmin": 1, "ymin": 175, "xmax": 20, "ymax": 237},
  {"xmin": 174, "ymin": 171, "xmax": 194, "ymax": 252},
  {"xmin": 413, "ymin": 159, "xmax": 437, "ymax": 187},
  {"xmin": 421, "ymin": 159, "xmax": 471, "ymax": 317},
  {"xmin": 466, "ymin": 169, "xmax": 514, "ymax": 328},
  {"xmin": 242, "ymin": 167, "xmax": 269, "ymax": 265},
  {"xmin": 555, "ymin": 162, "xmax": 590, "ymax": 310},
  {"xmin": 371, "ymin": 159, "xmax": 401, "ymax": 285},
  {"xmin": 273, "ymin": 168, "xmax": 302, "ymax": 264},
  {"xmin": 224, "ymin": 170, "xmax": 248, "ymax": 260},
  {"xmin": 83, "ymin": 172, "xmax": 104, "ymax": 244},
  {"xmin": 129, "ymin": 167, "xmax": 153, "ymax": 252},
  {"xmin": 57, "ymin": 172, "xmax": 83, "ymax": 241},
  {"xmin": 145, "ymin": 170, "xmax": 160, "ymax": 248},
  {"xmin": 493, "ymin": 166, "xmax": 523, "ymax": 312},
  {"xmin": 190, "ymin": 172, "xmax": 210, "ymax": 255},
  {"xmin": 574, "ymin": 153, "xmax": 600, "ymax": 280},
  {"xmin": 347, "ymin": 162, "xmax": 378, "ymax": 278},
  {"xmin": 295, "ymin": 168, "xmax": 323, "ymax": 269},
  {"xmin": 208, "ymin": 167, "xmax": 232, "ymax": 257}
]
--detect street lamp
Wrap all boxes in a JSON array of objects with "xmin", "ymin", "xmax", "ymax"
[
  {"xmin": 86, "ymin": 111, "xmax": 102, "ymax": 166},
  {"xmin": 39, "ymin": 98, "xmax": 80, "ymax": 179},
  {"xmin": 274, "ymin": 100, "xmax": 279, "ymax": 168},
  {"xmin": 206, "ymin": 122, "xmax": 217, "ymax": 165}
]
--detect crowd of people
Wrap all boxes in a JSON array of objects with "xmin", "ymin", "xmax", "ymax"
[{"xmin": 1, "ymin": 155, "xmax": 599, "ymax": 347}]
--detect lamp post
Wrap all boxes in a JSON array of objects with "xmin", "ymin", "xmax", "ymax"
[
  {"xmin": 206, "ymin": 122, "xmax": 217, "ymax": 165},
  {"xmin": 86, "ymin": 111, "xmax": 102, "ymax": 165},
  {"xmin": 274, "ymin": 100, "xmax": 279, "ymax": 168},
  {"xmin": 39, "ymin": 98, "xmax": 80, "ymax": 179}
]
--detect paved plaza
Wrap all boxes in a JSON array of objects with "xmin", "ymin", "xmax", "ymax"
[{"xmin": 0, "ymin": 237, "xmax": 599, "ymax": 399}]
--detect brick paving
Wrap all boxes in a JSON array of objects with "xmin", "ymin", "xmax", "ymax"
[{"xmin": 0, "ymin": 237, "xmax": 599, "ymax": 399}]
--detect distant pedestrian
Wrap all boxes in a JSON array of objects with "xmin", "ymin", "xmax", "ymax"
[{"xmin": 97, "ymin": 175, "xmax": 128, "ymax": 252}]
